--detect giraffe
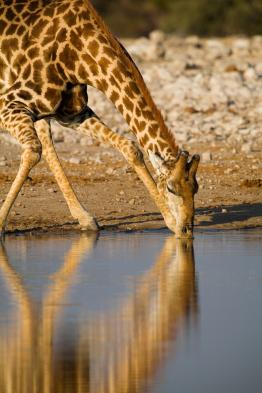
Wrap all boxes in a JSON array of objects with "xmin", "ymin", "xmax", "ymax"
[
  {"xmin": 0, "ymin": 0, "xmax": 200, "ymax": 238},
  {"xmin": 0, "ymin": 234, "xmax": 198, "ymax": 392}
]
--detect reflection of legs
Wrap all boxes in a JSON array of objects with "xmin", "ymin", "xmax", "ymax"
[
  {"xmin": 41, "ymin": 234, "xmax": 97, "ymax": 393},
  {"xmin": 34, "ymin": 119, "xmax": 98, "ymax": 231},
  {"xmin": 0, "ymin": 103, "xmax": 42, "ymax": 234},
  {"xmin": 77, "ymin": 117, "xmax": 176, "ymax": 231}
]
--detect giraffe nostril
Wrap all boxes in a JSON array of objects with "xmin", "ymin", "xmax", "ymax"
[{"xmin": 181, "ymin": 225, "xmax": 193, "ymax": 235}]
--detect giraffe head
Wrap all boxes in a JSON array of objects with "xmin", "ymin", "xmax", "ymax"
[{"xmin": 149, "ymin": 151, "xmax": 200, "ymax": 238}]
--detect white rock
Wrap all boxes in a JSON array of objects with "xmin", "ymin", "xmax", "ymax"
[
  {"xmin": 201, "ymin": 152, "xmax": 212, "ymax": 162},
  {"xmin": 241, "ymin": 143, "xmax": 252, "ymax": 153},
  {"xmin": 149, "ymin": 30, "xmax": 165, "ymax": 44},
  {"xmin": 68, "ymin": 157, "xmax": 82, "ymax": 164}
]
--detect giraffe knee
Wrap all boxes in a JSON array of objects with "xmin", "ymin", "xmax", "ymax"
[
  {"xmin": 123, "ymin": 141, "xmax": 144, "ymax": 165},
  {"xmin": 21, "ymin": 144, "xmax": 42, "ymax": 168}
]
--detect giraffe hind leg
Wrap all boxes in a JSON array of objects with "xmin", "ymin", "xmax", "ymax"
[
  {"xmin": 34, "ymin": 119, "xmax": 98, "ymax": 231},
  {"xmin": 0, "ymin": 103, "xmax": 42, "ymax": 234}
]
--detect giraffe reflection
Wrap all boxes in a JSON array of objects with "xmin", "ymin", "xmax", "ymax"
[{"xmin": 0, "ymin": 235, "xmax": 198, "ymax": 393}]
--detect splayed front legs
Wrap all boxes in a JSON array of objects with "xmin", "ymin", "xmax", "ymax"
[{"xmin": 76, "ymin": 117, "xmax": 176, "ymax": 232}]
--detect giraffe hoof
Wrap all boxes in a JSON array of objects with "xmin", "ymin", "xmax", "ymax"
[{"xmin": 79, "ymin": 217, "xmax": 99, "ymax": 232}]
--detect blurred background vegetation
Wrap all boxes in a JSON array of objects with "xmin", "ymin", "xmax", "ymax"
[{"xmin": 92, "ymin": 0, "xmax": 262, "ymax": 37}]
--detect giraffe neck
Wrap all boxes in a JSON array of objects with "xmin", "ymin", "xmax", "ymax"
[{"xmin": 66, "ymin": 1, "xmax": 180, "ymax": 162}]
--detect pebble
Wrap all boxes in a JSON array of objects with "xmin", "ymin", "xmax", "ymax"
[
  {"xmin": 68, "ymin": 157, "xmax": 82, "ymax": 164},
  {"xmin": 201, "ymin": 152, "xmax": 213, "ymax": 162},
  {"xmin": 48, "ymin": 188, "xmax": 57, "ymax": 193},
  {"xmin": 241, "ymin": 143, "xmax": 252, "ymax": 154},
  {"xmin": 129, "ymin": 198, "xmax": 135, "ymax": 206},
  {"xmin": 222, "ymin": 208, "xmax": 228, "ymax": 213},
  {"xmin": 106, "ymin": 168, "xmax": 114, "ymax": 175}
]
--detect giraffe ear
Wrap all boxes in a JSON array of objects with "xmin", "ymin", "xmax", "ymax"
[{"xmin": 148, "ymin": 151, "xmax": 169, "ymax": 176}]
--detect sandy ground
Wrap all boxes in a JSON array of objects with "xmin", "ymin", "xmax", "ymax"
[{"xmin": 0, "ymin": 135, "xmax": 261, "ymax": 235}]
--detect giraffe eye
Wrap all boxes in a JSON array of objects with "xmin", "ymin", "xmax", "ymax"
[{"xmin": 167, "ymin": 182, "xmax": 181, "ymax": 196}]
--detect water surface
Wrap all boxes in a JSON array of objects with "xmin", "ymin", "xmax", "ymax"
[{"xmin": 0, "ymin": 230, "xmax": 261, "ymax": 393}]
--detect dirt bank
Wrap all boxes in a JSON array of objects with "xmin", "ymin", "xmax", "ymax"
[{"xmin": 0, "ymin": 137, "xmax": 261, "ymax": 234}]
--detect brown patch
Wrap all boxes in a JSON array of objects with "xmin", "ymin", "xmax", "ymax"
[
  {"xmin": 124, "ymin": 85, "xmax": 135, "ymax": 99},
  {"xmin": 46, "ymin": 64, "xmax": 64, "ymax": 86},
  {"xmin": 70, "ymin": 30, "xmax": 84, "ymax": 51},
  {"xmin": 14, "ymin": 3, "xmax": 25, "ymax": 15},
  {"xmin": 17, "ymin": 90, "xmax": 33, "ymax": 101},
  {"xmin": 28, "ymin": 0, "xmax": 39, "ymax": 12},
  {"xmin": 45, "ymin": 88, "xmax": 60, "ymax": 104},
  {"xmin": 97, "ymin": 34, "xmax": 108, "ymax": 44},
  {"xmin": 31, "ymin": 19, "xmax": 48, "ymax": 38},
  {"xmin": 123, "ymin": 96, "xmax": 134, "ymax": 113},
  {"xmin": 1, "ymin": 38, "xmax": 19, "ymax": 63},
  {"xmin": 113, "ymin": 68, "xmax": 124, "ymax": 84},
  {"xmin": 0, "ymin": 20, "xmax": 7, "ymax": 35},
  {"xmin": 109, "ymin": 75, "xmax": 120, "ymax": 89},
  {"xmin": 88, "ymin": 40, "xmax": 99, "ymax": 58},
  {"xmin": 17, "ymin": 25, "xmax": 25, "ymax": 36},
  {"xmin": 118, "ymin": 104, "xmax": 124, "ymax": 114},
  {"xmin": 14, "ymin": 53, "xmax": 27, "ymax": 68},
  {"xmin": 82, "ymin": 22, "xmax": 95, "ymax": 35},
  {"xmin": 43, "ymin": 5, "xmax": 55, "ymax": 18},
  {"xmin": 100, "ymin": 79, "xmax": 109, "ymax": 91},
  {"xmin": 56, "ymin": 28, "xmax": 68, "ymax": 43},
  {"xmin": 89, "ymin": 63, "xmax": 99, "ymax": 76},
  {"xmin": 82, "ymin": 53, "xmax": 94, "ymax": 64},
  {"xmin": 26, "ymin": 81, "xmax": 42, "ymax": 96},
  {"xmin": 33, "ymin": 60, "xmax": 43, "ymax": 83},
  {"xmin": 150, "ymin": 123, "xmax": 158, "ymax": 134},
  {"xmin": 140, "ymin": 134, "xmax": 150, "ymax": 146},
  {"xmin": 6, "ymin": 23, "xmax": 18, "ymax": 35},
  {"xmin": 142, "ymin": 110, "xmax": 154, "ymax": 121},
  {"xmin": 22, "ymin": 64, "xmax": 31, "ymax": 80},
  {"xmin": 126, "ymin": 113, "xmax": 131, "ymax": 124},
  {"xmin": 6, "ymin": 8, "xmax": 16, "ymax": 21},
  {"xmin": 158, "ymin": 139, "xmax": 168, "ymax": 150},
  {"xmin": 56, "ymin": 3, "xmax": 69, "ymax": 14},
  {"xmin": 98, "ymin": 56, "xmax": 111, "ymax": 73},
  {"xmin": 60, "ymin": 45, "xmax": 78, "ymax": 71},
  {"xmin": 78, "ymin": 64, "xmax": 88, "ymax": 81},
  {"xmin": 134, "ymin": 118, "xmax": 146, "ymax": 131},
  {"xmin": 129, "ymin": 81, "xmax": 140, "ymax": 95},
  {"xmin": 35, "ymin": 99, "xmax": 50, "ymax": 113},
  {"xmin": 10, "ymin": 81, "xmax": 22, "ymax": 91},
  {"xmin": 110, "ymin": 91, "xmax": 120, "ymax": 103},
  {"xmin": 64, "ymin": 10, "xmax": 77, "ymax": 26},
  {"xmin": 27, "ymin": 46, "xmax": 40, "ymax": 59},
  {"xmin": 135, "ymin": 106, "xmax": 142, "ymax": 117},
  {"xmin": 104, "ymin": 46, "xmax": 115, "ymax": 60}
]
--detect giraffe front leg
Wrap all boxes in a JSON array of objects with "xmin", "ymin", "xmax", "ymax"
[
  {"xmin": 77, "ymin": 117, "xmax": 176, "ymax": 232},
  {"xmin": 0, "ymin": 104, "xmax": 42, "ymax": 235},
  {"xmin": 34, "ymin": 119, "xmax": 98, "ymax": 232}
]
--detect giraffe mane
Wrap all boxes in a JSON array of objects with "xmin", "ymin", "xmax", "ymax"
[{"xmin": 86, "ymin": 0, "xmax": 178, "ymax": 154}]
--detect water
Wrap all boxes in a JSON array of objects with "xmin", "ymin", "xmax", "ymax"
[{"xmin": 0, "ymin": 230, "xmax": 261, "ymax": 393}]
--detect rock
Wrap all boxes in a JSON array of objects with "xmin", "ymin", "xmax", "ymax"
[
  {"xmin": 129, "ymin": 198, "xmax": 135, "ymax": 206},
  {"xmin": 68, "ymin": 157, "xmax": 82, "ymax": 164},
  {"xmin": 48, "ymin": 188, "xmax": 57, "ymax": 193},
  {"xmin": 128, "ymin": 37, "xmax": 165, "ymax": 61},
  {"xmin": 149, "ymin": 30, "xmax": 165, "ymax": 44},
  {"xmin": 106, "ymin": 168, "xmax": 114, "ymax": 175},
  {"xmin": 241, "ymin": 143, "xmax": 252, "ymax": 154},
  {"xmin": 201, "ymin": 152, "xmax": 213, "ymax": 162},
  {"xmin": 222, "ymin": 208, "xmax": 228, "ymax": 213}
]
